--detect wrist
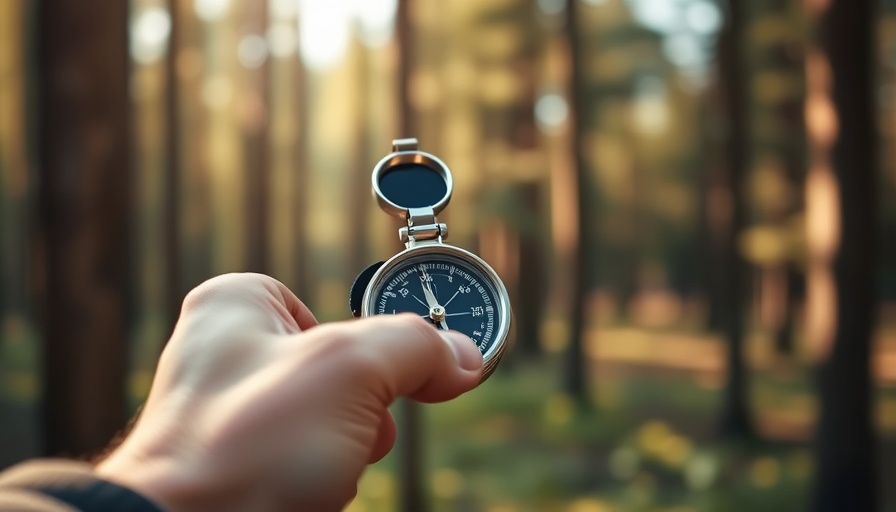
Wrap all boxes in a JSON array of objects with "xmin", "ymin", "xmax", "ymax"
[
  {"xmin": 94, "ymin": 447, "xmax": 225, "ymax": 512},
  {"xmin": 94, "ymin": 451, "xmax": 183, "ymax": 512},
  {"xmin": 0, "ymin": 459, "xmax": 166, "ymax": 512}
]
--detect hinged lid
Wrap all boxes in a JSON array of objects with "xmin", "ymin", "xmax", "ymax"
[
  {"xmin": 371, "ymin": 138, "xmax": 453, "ymax": 244},
  {"xmin": 371, "ymin": 138, "xmax": 453, "ymax": 219}
]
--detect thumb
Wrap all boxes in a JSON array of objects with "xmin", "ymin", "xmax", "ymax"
[{"xmin": 300, "ymin": 314, "xmax": 483, "ymax": 404}]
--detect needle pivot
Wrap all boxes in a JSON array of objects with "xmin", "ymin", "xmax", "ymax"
[{"xmin": 429, "ymin": 305, "xmax": 446, "ymax": 322}]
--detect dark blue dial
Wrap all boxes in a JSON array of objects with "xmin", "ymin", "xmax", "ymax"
[{"xmin": 368, "ymin": 252, "xmax": 502, "ymax": 357}]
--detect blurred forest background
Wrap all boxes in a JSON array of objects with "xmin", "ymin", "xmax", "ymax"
[{"xmin": 1, "ymin": 0, "xmax": 894, "ymax": 510}]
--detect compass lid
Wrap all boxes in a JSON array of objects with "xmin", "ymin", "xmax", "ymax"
[{"xmin": 371, "ymin": 138, "xmax": 453, "ymax": 219}]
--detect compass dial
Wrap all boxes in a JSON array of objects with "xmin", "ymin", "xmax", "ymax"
[{"xmin": 364, "ymin": 249, "xmax": 507, "ymax": 361}]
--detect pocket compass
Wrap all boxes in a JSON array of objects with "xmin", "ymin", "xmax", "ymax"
[{"xmin": 350, "ymin": 138, "xmax": 512, "ymax": 382}]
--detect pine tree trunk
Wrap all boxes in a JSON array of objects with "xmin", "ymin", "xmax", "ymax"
[
  {"xmin": 515, "ymin": 182, "xmax": 546, "ymax": 356},
  {"xmin": 716, "ymin": 0, "xmax": 753, "ymax": 438},
  {"xmin": 243, "ymin": 1, "xmax": 270, "ymax": 275},
  {"xmin": 291, "ymin": 30, "xmax": 312, "ymax": 302},
  {"xmin": 562, "ymin": 0, "xmax": 591, "ymax": 404},
  {"xmin": 164, "ymin": 0, "xmax": 182, "ymax": 334},
  {"xmin": 349, "ymin": 40, "xmax": 371, "ymax": 278},
  {"xmin": 809, "ymin": 0, "xmax": 877, "ymax": 509},
  {"xmin": 35, "ymin": 0, "xmax": 131, "ymax": 456},
  {"xmin": 180, "ymin": 2, "xmax": 213, "ymax": 295}
]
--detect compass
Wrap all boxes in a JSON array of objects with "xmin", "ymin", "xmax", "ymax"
[{"xmin": 350, "ymin": 138, "xmax": 512, "ymax": 382}]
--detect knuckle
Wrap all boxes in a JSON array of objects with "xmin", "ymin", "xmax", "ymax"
[
  {"xmin": 182, "ymin": 273, "xmax": 238, "ymax": 306},
  {"xmin": 181, "ymin": 273, "xmax": 274, "ymax": 311}
]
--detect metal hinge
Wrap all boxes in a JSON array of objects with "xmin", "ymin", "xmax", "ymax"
[{"xmin": 399, "ymin": 206, "xmax": 449, "ymax": 245}]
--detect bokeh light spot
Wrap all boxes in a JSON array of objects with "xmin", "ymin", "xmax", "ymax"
[
  {"xmin": 566, "ymin": 497, "xmax": 614, "ymax": 512},
  {"xmin": 352, "ymin": 0, "xmax": 398, "ymax": 48},
  {"xmin": 535, "ymin": 92, "xmax": 569, "ymax": 134},
  {"xmin": 358, "ymin": 469, "xmax": 395, "ymax": 500},
  {"xmin": 299, "ymin": 0, "xmax": 351, "ymax": 71},
  {"xmin": 267, "ymin": 23, "xmax": 298, "ymax": 58},
  {"xmin": 130, "ymin": 7, "xmax": 171, "ymax": 65},
  {"xmin": 544, "ymin": 393, "xmax": 575, "ymax": 426},
  {"xmin": 194, "ymin": 0, "xmax": 231, "ymax": 22},
  {"xmin": 685, "ymin": 452, "xmax": 719, "ymax": 490},
  {"xmin": 238, "ymin": 35, "xmax": 269, "ymax": 69},
  {"xmin": 685, "ymin": 1, "xmax": 722, "ymax": 36},
  {"xmin": 750, "ymin": 456, "xmax": 782, "ymax": 489},
  {"xmin": 271, "ymin": 0, "xmax": 298, "ymax": 20},
  {"xmin": 430, "ymin": 468, "xmax": 465, "ymax": 499}
]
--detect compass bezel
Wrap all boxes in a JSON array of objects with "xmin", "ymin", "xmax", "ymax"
[{"xmin": 360, "ymin": 242, "xmax": 512, "ymax": 381}]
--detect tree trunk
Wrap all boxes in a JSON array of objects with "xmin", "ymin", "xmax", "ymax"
[
  {"xmin": 164, "ymin": 0, "xmax": 182, "ymax": 334},
  {"xmin": 514, "ymin": 182, "xmax": 546, "ymax": 356},
  {"xmin": 562, "ymin": 0, "xmax": 590, "ymax": 404},
  {"xmin": 716, "ymin": 0, "xmax": 753, "ymax": 438},
  {"xmin": 180, "ymin": 2, "xmax": 213, "ymax": 297},
  {"xmin": 0, "ymin": 0, "xmax": 28, "ymax": 321},
  {"xmin": 699, "ymin": 92, "xmax": 726, "ymax": 333},
  {"xmin": 809, "ymin": 0, "xmax": 877, "ymax": 509},
  {"xmin": 35, "ymin": 0, "xmax": 131, "ymax": 456},
  {"xmin": 243, "ymin": 1, "xmax": 270, "ymax": 275},
  {"xmin": 395, "ymin": 2, "xmax": 426, "ymax": 511},
  {"xmin": 349, "ymin": 40, "xmax": 371, "ymax": 278},
  {"xmin": 511, "ymin": 51, "xmax": 546, "ymax": 357},
  {"xmin": 291, "ymin": 29, "xmax": 312, "ymax": 302}
]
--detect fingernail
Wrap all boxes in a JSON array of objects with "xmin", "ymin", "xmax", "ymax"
[{"xmin": 441, "ymin": 331, "xmax": 482, "ymax": 371}]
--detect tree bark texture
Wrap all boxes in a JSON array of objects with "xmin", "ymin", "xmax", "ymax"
[
  {"xmin": 35, "ymin": 0, "xmax": 131, "ymax": 456},
  {"xmin": 562, "ymin": 0, "xmax": 591, "ymax": 404},
  {"xmin": 716, "ymin": 0, "xmax": 753, "ymax": 438},
  {"xmin": 164, "ymin": 0, "xmax": 182, "ymax": 334},
  {"xmin": 243, "ymin": 1, "xmax": 270, "ymax": 275},
  {"xmin": 810, "ymin": 0, "xmax": 878, "ymax": 509}
]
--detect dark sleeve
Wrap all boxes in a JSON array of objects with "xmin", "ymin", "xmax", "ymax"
[{"xmin": 0, "ymin": 460, "xmax": 166, "ymax": 512}]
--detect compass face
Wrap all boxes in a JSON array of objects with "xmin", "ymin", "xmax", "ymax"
[{"xmin": 365, "ymin": 249, "xmax": 506, "ymax": 360}]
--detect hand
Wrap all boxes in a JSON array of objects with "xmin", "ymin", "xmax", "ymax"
[{"xmin": 94, "ymin": 273, "xmax": 482, "ymax": 512}]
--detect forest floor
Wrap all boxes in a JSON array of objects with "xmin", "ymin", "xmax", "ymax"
[
  {"xmin": 2, "ymin": 321, "xmax": 896, "ymax": 511},
  {"xmin": 350, "ymin": 323, "xmax": 896, "ymax": 512}
]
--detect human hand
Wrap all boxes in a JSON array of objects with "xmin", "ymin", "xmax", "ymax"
[{"xmin": 94, "ymin": 273, "xmax": 483, "ymax": 512}]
